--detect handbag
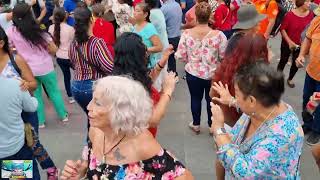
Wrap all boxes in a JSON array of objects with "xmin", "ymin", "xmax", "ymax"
[{"xmin": 76, "ymin": 43, "xmax": 108, "ymax": 76}]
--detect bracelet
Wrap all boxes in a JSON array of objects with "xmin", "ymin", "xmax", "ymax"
[
  {"xmin": 162, "ymin": 93, "xmax": 172, "ymax": 101},
  {"xmin": 228, "ymin": 97, "xmax": 236, "ymax": 107},
  {"xmin": 157, "ymin": 62, "xmax": 164, "ymax": 69}
]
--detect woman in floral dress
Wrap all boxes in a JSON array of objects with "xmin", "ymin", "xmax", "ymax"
[
  {"xmin": 112, "ymin": 0, "xmax": 134, "ymax": 34},
  {"xmin": 60, "ymin": 76, "xmax": 193, "ymax": 180},
  {"xmin": 175, "ymin": 2, "xmax": 227, "ymax": 134}
]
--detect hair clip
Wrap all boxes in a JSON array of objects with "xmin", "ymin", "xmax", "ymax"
[{"xmin": 18, "ymin": 18, "xmax": 22, "ymax": 20}]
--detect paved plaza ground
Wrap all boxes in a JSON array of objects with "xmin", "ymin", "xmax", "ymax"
[{"xmin": 38, "ymin": 36, "xmax": 319, "ymax": 179}]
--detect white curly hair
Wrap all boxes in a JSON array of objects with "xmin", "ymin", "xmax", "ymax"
[{"xmin": 93, "ymin": 75, "xmax": 152, "ymax": 135}]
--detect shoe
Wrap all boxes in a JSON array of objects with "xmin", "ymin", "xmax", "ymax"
[
  {"xmin": 69, "ymin": 97, "xmax": 76, "ymax": 104},
  {"xmin": 287, "ymin": 79, "xmax": 295, "ymax": 88},
  {"xmin": 39, "ymin": 124, "xmax": 45, "ymax": 129},
  {"xmin": 62, "ymin": 116, "xmax": 69, "ymax": 123},
  {"xmin": 47, "ymin": 167, "xmax": 59, "ymax": 180},
  {"xmin": 306, "ymin": 132, "xmax": 320, "ymax": 146},
  {"xmin": 175, "ymin": 77, "xmax": 180, "ymax": 83},
  {"xmin": 302, "ymin": 125, "xmax": 312, "ymax": 135},
  {"xmin": 188, "ymin": 122, "xmax": 200, "ymax": 134}
]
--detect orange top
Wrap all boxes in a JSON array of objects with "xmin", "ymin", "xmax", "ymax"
[
  {"xmin": 253, "ymin": 0, "xmax": 278, "ymax": 35},
  {"xmin": 306, "ymin": 16, "xmax": 320, "ymax": 81}
]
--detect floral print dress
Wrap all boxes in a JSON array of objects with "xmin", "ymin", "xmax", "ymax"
[
  {"xmin": 217, "ymin": 104, "xmax": 304, "ymax": 179},
  {"xmin": 85, "ymin": 145, "xmax": 186, "ymax": 180},
  {"xmin": 112, "ymin": 2, "xmax": 134, "ymax": 34},
  {"xmin": 174, "ymin": 29, "xmax": 227, "ymax": 80}
]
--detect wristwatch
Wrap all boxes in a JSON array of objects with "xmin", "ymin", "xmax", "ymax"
[{"xmin": 214, "ymin": 127, "xmax": 227, "ymax": 137}]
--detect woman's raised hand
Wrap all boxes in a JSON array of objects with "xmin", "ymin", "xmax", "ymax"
[{"xmin": 211, "ymin": 81, "xmax": 233, "ymax": 106}]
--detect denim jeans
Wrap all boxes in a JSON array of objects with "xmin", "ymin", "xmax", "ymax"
[
  {"xmin": 168, "ymin": 36, "xmax": 180, "ymax": 76},
  {"xmin": 71, "ymin": 80, "xmax": 94, "ymax": 143},
  {"xmin": 56, "ymin": 58, "xmax": 73, "ymax": 97},
  {"xmin": 0, "ymin": 144, "xmax": 40, "ymax": 180},
  {"xmin": 21, "ymin": 112, "xmax": 55, "ymax": 169},
  {"xmin": 303, "ymin": 72, "xmax": 320, "ymax": 134},
  {"xmin": 186, "ymin": 72, "xmax": 212, "ymax": 127}
]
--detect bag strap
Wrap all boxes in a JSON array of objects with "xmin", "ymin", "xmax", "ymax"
[
  {"xmin": 76, "ymin": 43, "xmax": 107, "ymax": 76},
  {"xmin": 9, "ymin": 54, "xmax": 22, "ymax": 76}
]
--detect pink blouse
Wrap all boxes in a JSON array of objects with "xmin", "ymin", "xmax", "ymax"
[{"xmin": 175, "ymin": 29, "xmax": 227, "ymax": 80}]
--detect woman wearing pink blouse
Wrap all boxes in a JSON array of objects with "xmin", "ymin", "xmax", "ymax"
[{"xmin": 175, "ymin": 2, "xmax": 227, "ymax": 134}]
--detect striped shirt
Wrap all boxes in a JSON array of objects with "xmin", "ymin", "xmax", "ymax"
[{"xmin": 69, "ymin": 36, "xmax": 114, "ymax": 80}]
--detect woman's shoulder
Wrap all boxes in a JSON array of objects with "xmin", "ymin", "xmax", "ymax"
[{"xmin": 134, "ymin": 130, "xmax": 162, "ymax": 159}]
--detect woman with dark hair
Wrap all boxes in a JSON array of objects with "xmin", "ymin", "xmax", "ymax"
[
  {"xmin": 211, "ymin": 33, "xmax": 269, "ymax": 127},
  {"xmin": 0, "ymin": 25, "xmax": 60, "ymax": 179},
  {"xmin": 175, "ymin": 2, "xmax": 227, "ymax": 134},
  {"xmin": 49, "ymin": 7, "xmax": 75, "ymax": 104},
  {"xmin": 7, "ymin": 2, "xmax": 68, "ymax": 128},
  {"xmin": 112, "ymin": 32, "xmax": 176, "ymax": 137},
  {"xmin": 211, "ymin": 61, "xmax": 303, "ymax": 179},
  {"xmin": 277, "ymin": 0, "xmax": 313, "ymax": 88},
  {"xmin": 212, "ymin": 0, "xmax": 234, "ymax": 38},
  {"xmin": 112, "ymin": 0, "xmax": 134, "ymax": 34},
  {"xmin": 69, "ymin": 7, "xmax": 113, "ymax": 141},
  {"xmin": 133, "ymin": 3, "xmax": 163, "ymax": 68}
]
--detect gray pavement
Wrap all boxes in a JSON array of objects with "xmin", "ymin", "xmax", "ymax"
[{"xmin": 39, "ymin": 35, "xmax": 319, "ymax": 179}]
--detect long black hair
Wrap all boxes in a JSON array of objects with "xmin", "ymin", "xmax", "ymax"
[
  {"xmin": 74, "ymin": 7, "xmax": 92, "ymax": 43},
  {"xmin": 0, "ymin": 26, "xmax": 10, "ymax": 54},
  {"xmin": 112, "ymin": 32, "xmax": 152, "ymax": 94},
  {"xmin": 12, "ymin": 2, "xmax": 48, "ymax": 50},
  {"xmin": 53, "ymin": 7, "xmax": 66, "ymax": 47}
]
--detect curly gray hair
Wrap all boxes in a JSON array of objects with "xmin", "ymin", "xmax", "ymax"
[{"xmin": 93, "ymin": 76, "xmax": 152, "ymax": 135}]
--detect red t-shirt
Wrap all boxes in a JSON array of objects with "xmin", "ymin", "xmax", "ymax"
[
  {"xmin": 280, "ymin": 11, "xmax": 314, "ymax": 44},
  {"xmin": 213, "ymin": 4, "xmax": 233, "ymax": 31},
  {"xmin": 231, "ymin": 1, "xmax": 240, "ymax": 26},
  {"xmin": 148, "ymin": 86, "xmax": 160, "ymax": 137},
  {"xmin": 314, "ymin": 0, "xmax": 320, "ymax": 4},
  {"xmin": 92, "ymin": 18, "xmax": 115, "ymax": 57}
]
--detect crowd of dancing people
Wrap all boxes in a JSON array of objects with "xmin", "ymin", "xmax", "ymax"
[{"xmin": 1, "ymin": 0, "xmax": 320, "ymax": 179}]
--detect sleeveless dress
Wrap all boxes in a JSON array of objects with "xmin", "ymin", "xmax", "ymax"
[
  {"xmin": 0, "ymin": 58, "xmax": 20, "ymax": 79},
  {"xmin": 85, "ymin": 141, "xmax": 186, "ymax": 180}
]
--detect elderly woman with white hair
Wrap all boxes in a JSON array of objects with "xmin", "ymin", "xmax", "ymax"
[{"xmin": 60, "ymin": 76, "xmax": 193, "ymax": 180}]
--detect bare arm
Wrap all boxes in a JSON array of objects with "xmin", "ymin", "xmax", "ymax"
[
  {"xmin": 175, "ymin": 170, "xmax": 194, "ymax": 180},
  {"xmin": 149, "ymin": 72, "xmax": 177, "ymax": 127},
  {"xmin": 216, "ymin": 161, "xmax": 225, "ymax": 180},
  {"xmin": 148, "ymin": 35, "xmax": 163, "ymax": 53},
  {"xmin": 264, "ymin": 18, "xmax": 275, "ymax": 39},
  {"xmin": 36, "ymin": 2, "xmax": 47, "ymax": 23},
  {"xmin": 299, "ymin": 37, "xmax": 311, "ymax": 57},
  {"xmin": 312, "ymin": 144, "xmax": 320, "ymax": 171},
  {"xmin": 149, "ymin": 45, "xmax": 174, "ymax": 82},
  {"xmin": 47, "ymin": 41, "xmax": 58, "ymax": 56},
  {"xmin": 15, "ymin": 55, "xmax": 37, "ymax": 92},
  {"xmin": 280, "ymin": 30, "xmax": 297, "ymax": 49}
]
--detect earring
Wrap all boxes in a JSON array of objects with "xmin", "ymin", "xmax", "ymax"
[{"xmin": 250, "ymin": 112, "xmax": 256, "ymax": 116}]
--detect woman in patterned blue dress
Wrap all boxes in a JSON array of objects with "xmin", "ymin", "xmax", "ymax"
[{"xmin": 211, "ymin": 61, "xmax": 304, "ymax": 179}]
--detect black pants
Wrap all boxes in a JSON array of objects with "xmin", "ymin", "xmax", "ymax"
[
  {"xmin": 56, "ymin": 58, "xmax": 72, "ymax": 97},
  {"xmin": 186, "ymin": 72, "xmax": 212, "ymax": 127},
  {"xmin": 277, "ymin": 41, "xmax": 300, "ymax": 81},
  {"xmin": 168, "ymin": 36, "xmax": 180, "ymax": 76}
]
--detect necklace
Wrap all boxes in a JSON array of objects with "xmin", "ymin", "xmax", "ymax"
[
  {"xmin": 102, "ymin": 134, "xmax": 126, "ymax": 164},
  {"xmin": 255, "ymin": 105, "xmax": 278, "ymax": 133}
]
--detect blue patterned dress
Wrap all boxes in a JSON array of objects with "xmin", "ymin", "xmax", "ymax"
[{"xmin": 217, "ymin": 104, "xmax": 304, "ymax": 179}]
